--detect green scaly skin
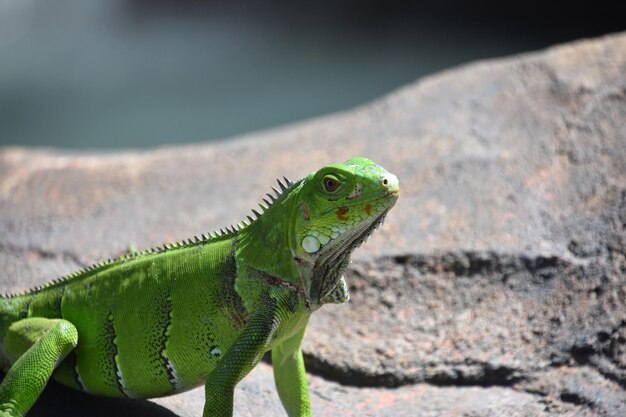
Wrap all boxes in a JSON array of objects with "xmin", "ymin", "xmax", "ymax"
[{"xmin": 0, "ymin": 157, "xmax": 399, "ymax": 417}]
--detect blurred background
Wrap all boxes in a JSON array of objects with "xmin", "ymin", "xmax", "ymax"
[{"xmin": 1, "ymin": 0, "xmax": 624, "ymax": 149}]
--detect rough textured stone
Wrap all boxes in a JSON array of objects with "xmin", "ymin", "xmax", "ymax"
[
  {"xmin": 27, "ymin": 363, "xmax": 592, "ymax": 417},
  {"xmin": 1, "ymin": 32, "xmax": 625, "ymax": 416},
  {"xmin": 519, "ymin": 366, "xmax": 626, "ymax": 417}
]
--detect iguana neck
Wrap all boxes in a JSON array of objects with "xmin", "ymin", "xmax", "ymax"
[{"xmin": 236, "ymin": 186, "xmax": 302, "ymax": 286}]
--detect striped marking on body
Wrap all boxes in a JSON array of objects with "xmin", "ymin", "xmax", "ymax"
[
  {"xmin": 114, "ymin": 359, "xmax": 137, "ymax": 398},
  {"xmin": 75, "ymin": 369, "xmax": 88, "ymax": 392},
  {"xmin": 159, "ymin": 295, "xmax": 185, "ymax": 392},
  {"xmin": 65, "ymin": 351, "xmax": 88, "ymax": 392},
  {"xmin": 103, "ymin": 312, "xmax": 136, "ymax": 398}
]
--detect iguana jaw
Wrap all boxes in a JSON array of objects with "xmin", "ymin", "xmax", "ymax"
[{"xmin": 308, "ymin": 207, "xmax": 390, "ymax": 307}]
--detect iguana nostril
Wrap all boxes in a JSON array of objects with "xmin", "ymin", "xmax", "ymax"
[{"xmin": 382, "ymin": 178, "xmax": 389, "ymax": 186}]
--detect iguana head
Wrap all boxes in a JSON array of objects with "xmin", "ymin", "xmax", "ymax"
[{"xmin": 292, "ymin": 157, "xmax": 399, "ymax": 306}]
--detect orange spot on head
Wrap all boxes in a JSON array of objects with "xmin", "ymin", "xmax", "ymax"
[
  {"xmin": 364, "ymin": 203, "xmax": 372, "ymax": 216},
  {"xmin": 300, "ymin": 203, "xmax": 310, "ymax": 220},
  {"xmin": 336, "ymin": 207, "xmax": 349, "ymax": 221}
]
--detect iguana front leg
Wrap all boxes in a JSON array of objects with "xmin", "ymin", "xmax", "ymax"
[
  {"xmin": 0, "ymin": 318, "xmax": 78, "ymax": 417},
  {"xmin": 203, "ymin": 289, "xmax": 281, "ymax": 417},
  {"xmin": 272, "ymin": 326, "xmax": 310, "ymax": 417}
]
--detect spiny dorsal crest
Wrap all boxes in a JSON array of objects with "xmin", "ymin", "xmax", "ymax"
[{"xmin": 1, "ymin": 175, "xmax": 297, "ymax": 299}]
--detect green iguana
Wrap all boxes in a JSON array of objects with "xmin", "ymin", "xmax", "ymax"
[{"xmin": 0, "ymin": 157, "xmax": 399, "ymax": 417}]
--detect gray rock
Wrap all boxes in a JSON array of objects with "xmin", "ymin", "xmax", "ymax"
[
  {"xmin": 1, "ymin": 32, "xmax": 625, "ymax": 416},
  {"xmin": 26, "ymin": 363, "xmax": 593, "ymax": 417},
  {"xmin": 520, "ymin": 366, "xmax": 626, "ymax": 417}
]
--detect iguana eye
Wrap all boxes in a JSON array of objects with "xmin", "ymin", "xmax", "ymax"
[{"xmin": 323, "ymin": 175, "xmax": 340, "ymax": 192}]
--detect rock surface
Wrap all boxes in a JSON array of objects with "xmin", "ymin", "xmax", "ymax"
[{"xmin": 1, "ymin": 32, "xmax": 625, "ymax": 416}]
